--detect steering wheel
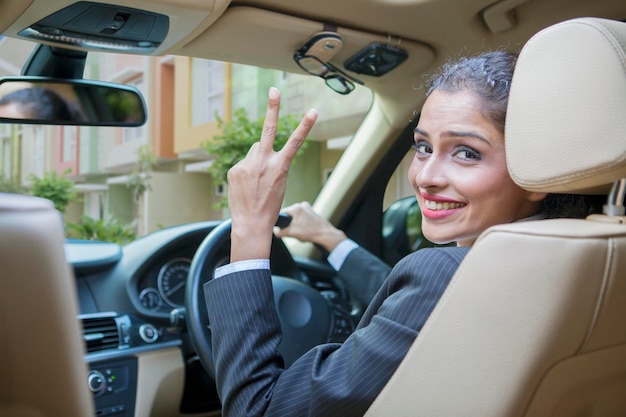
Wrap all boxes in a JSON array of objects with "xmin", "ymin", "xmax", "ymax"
[{"xmin": 185, "ymin": 219, "xmax": 335, "ymax": 379}]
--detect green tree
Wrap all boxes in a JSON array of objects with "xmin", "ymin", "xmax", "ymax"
[
  {"xmin": 29, "ymin": 169, "xmax": 77, "ymax": 213},
  {"xmin": 126, "ymin": 144, "xmax": 156, "ymax": 200},
  {"xmin": 203, "ymin": 108, "xmax": 306, "ymax": 207},
  {"xmin": 0, "ymin": 175, "xmax": 27, "ymax": 194},
  {"xmin": 66, "ymin": 215, "xmax": 137, "ymax": 245}
]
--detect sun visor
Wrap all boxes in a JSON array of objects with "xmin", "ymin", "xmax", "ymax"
[{"xmin": 177, "ymin": 6, "xmax": 435, "ymax": 91}]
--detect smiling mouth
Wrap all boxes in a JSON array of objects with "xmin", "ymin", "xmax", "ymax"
[{"xmin": 424, "ymin": 200, "xmax": 465, "ymax": 210}]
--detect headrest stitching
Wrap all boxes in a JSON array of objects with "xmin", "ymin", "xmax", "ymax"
[
  {"xmin": 512, "ymin": 18, "xmax": 626, "ymax": 190},
  {"xmin": 560, "ymin": 19, "xmax": 626, "ymax": 79}
]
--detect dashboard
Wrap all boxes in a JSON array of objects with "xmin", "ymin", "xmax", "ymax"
[
  {"xmin": 67, "ymin": 220, "xmax": 356, "ymax": 416},
  {"xmin": 140, "ymin": 257, "xmax": 192, "ymax": 312}
]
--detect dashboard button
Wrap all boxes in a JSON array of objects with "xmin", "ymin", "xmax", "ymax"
[
  {"xmin": 88, "ymin": 370, "xmax": 106, "ymax": 396},
  {"xmin": 139, "ymin": 323, "xmax": 159, "ymax": 343}
]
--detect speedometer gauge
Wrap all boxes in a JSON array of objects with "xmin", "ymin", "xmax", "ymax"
[{"xmin": 157, "ymin": 258, "xmax": 191, "ymax": 308}]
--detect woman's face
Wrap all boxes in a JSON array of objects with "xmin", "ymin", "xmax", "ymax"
[
  {"xmin": 0, "ymin": 102, "xmax": 29, "ymax": 119},
  {"xmin": 409, "ymin": 90, "xmax": 544, "ymax": 246}
]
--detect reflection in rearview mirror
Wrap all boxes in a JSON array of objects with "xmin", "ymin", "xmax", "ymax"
[{"xmin": 0, "ymin": 77, "xmax": 146, "ymax": 127}]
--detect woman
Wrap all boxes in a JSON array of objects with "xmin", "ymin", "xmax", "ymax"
[
  {"xmin": 0, "ymin": 87, "xmax": 77, "ymax": 121},
  {"xmin": 275, "ymin": 50, "xmax": 603, "ymax": 308},
  {"xmin": 205, "ymin": 51, "xmax": 602, "ymax": 417}
]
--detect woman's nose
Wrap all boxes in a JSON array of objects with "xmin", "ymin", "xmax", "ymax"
[{"xmin": 410, "ymin": 154, "xmax": 447, "ymax": 189}]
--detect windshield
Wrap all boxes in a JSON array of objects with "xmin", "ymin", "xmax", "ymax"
[{"xmin": 0, "ymin": 37, "xmax": 390, "ymax": 245}]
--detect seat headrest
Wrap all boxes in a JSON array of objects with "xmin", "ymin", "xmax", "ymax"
[{"xmin": 506, "ymin": 17, "xmax": 626, "ymax": 194}]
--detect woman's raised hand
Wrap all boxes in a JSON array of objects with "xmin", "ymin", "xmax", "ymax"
[{"xmin": 227, "ymin": 87, "xmax": 318, "ymax": 262}]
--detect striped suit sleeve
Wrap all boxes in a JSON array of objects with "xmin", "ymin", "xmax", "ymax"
[
  {"xmin": 338, "ymin": 246, "xmax": 392, "ymax": 306},
  {"xmin": 204, "ymin": 246, "xmax": 470, "ymax": 417}
]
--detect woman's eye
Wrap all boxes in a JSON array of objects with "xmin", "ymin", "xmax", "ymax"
[
  {"xmin": 412, "ymin": 141, "xmax": 432, "ymax": 155},
  {"xmin": 453, "ymin": 147, "xmax": 481, "ymax": 161}
]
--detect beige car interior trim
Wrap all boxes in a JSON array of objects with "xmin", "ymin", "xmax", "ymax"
[
  {"xmin": 365, "ymin": 219, "xmax": 626, "ymax": 417},
  {"xmin": 0, "ymin": 0, "xmax": 34, "ymax": 37},
  {"xmin": 506, "ymin": 18, "xmax": 626, "ymax": 193},
  {"xmin": 482, "ymin": 0, "xmax": 531, "ymax": 32},
  {"xmin": 525, "ymin": 344, "xmax": 626, "ymax": 416},
  {"xmin": 134, "ymin": 347, "xmax": 185, "ymax": 417},
  {"xmin": 0, "ymin": 194, "xmax": 94, "ymax": 417}
]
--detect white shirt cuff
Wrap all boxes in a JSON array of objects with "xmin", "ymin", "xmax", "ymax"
[
  {"xmin": 327, "ymin": 239, "xmax": 359, "ymax": 271},
  {"xmin": 214, "ymin": 259, "xmax": 270, "ymax": 279}
]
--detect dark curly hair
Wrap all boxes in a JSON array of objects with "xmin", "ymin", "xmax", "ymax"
[{"xmin": 425, "ymin": 50, "xmax": 517, "ymax": 134}]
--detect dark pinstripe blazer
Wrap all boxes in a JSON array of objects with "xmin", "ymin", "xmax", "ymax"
[
  {"xmin": 338, "ymin": 246, "xmax": 392, "ymax": 306},
  {"xmin": 204, "ymin": 246, "xmax": 470, "ymax": 417}
]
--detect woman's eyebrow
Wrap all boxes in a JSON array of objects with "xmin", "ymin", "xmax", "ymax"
[
  {"xmin": 414, "ymin": 128, "xmax": 493, "ymax": 146},
  {"xmin": 442, "ymin": 130, "xmax": 492, "ymax": 146},
  {"xmin": 414, "ymin": 127, "xmax": 429, "ymax": 137}
]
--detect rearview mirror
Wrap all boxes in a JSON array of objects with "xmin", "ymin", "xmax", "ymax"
[{"xmin": 0, "ymin": 77, "xmax": 146, "ymax": 127}]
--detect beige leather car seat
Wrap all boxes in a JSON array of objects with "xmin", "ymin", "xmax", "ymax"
[
  {"xmin": 365, "ymin": 17, "xmax": 626, "ymax": 417},
  {"xmin": 0, "ymin": 194, "xmax": 94, "ymax": 417}
]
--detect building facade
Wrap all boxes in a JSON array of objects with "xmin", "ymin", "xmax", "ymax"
[{"xmin": 0, "ymin": 37, "xmax": 412, "ymax": 238}]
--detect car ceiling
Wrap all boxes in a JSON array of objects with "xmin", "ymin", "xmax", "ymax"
[{"xmin": 1, "ymin": 0, "xmax": 625, "ymax": 127}]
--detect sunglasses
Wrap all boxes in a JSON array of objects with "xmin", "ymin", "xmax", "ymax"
[{"xmin": 293, "ymin": 54, "xmax": 363, "ymax": 95}]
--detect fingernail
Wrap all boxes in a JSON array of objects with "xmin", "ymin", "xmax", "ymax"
[
  {"xmin": 306, "ymin": 108, "xmax": 318, "ymax": 118},
  {"xmin": 269, "ymin": 87, "xmax": 279, "ymax": 98}
]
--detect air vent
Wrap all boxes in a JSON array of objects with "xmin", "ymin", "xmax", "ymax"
[{"xmin": 81, "ymin": 314, "xmax": 129, "ymax": 353}]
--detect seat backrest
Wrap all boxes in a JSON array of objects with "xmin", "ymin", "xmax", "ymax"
[
  {"xmin": 0, "ymin": 193, "xmax": 94, "ymax": 417},
  {"xmin": 365, "ymin": 17, "xmax": 626, "ymax": 417}
]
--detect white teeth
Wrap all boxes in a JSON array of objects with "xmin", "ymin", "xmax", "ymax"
[{"xmin": 424, "ymin": 200, "xmax": 464, "ymax": 210}]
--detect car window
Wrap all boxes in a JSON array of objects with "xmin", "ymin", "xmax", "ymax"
[{"xmin": 0, "ymin": 37, "xmax": 390, "ymax": 246}]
